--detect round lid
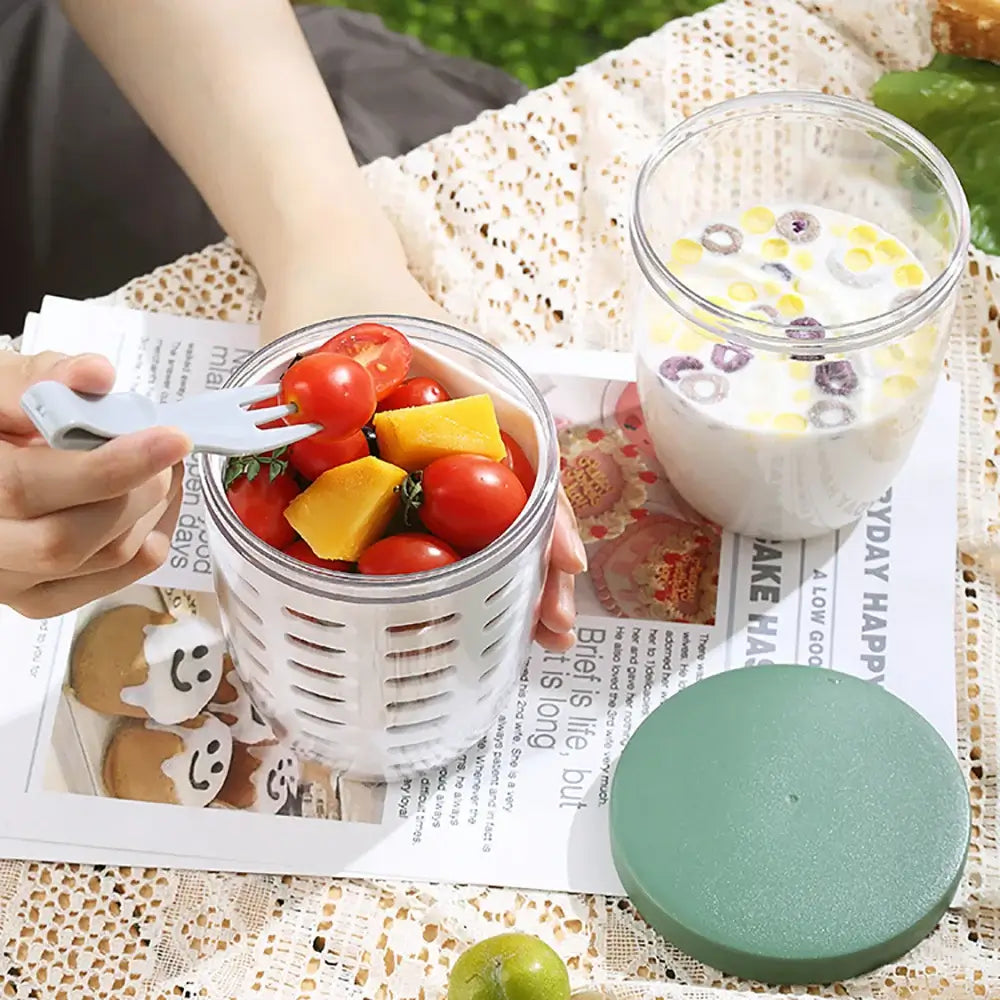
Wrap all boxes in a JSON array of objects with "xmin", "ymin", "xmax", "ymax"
[{"xmin": 609, "ymin": 665, "xmax": 969, "ymax": 986}]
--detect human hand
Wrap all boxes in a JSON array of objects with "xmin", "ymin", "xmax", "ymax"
[
  {"xmin": 259, "ymin": 251, "xmax": 586, "ymax": 651},
  {"xmin": 0, "ymin": 351, "xmax": 191, "ymax": 619}
]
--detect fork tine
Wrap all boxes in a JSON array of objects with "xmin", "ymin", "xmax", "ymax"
[
  {"xmin": 219, "ymin": 383, "xmax": 282, "ymax": 406},
  {"xmin": 253, "ymin": 422, "xmax": 323, "ymax": 450},
  {"xmin": 251, "ymin": 404, "xmax": 296, "ymax": 425}
]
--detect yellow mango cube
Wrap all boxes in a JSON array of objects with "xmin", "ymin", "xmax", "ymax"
[
  {"xmin": 373, "ymin": 394, "xmax": 506, "ymax": 471},
  {"xmin": 283, "ymin": 456, "xmax": 407, "ymax": 561}
]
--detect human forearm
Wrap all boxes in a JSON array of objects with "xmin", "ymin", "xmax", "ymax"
[{"xmin": 59, "ymin": 0, "xmax": 407, "ymax": 286}]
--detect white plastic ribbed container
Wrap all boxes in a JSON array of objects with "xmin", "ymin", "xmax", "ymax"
[{"xmin": 200, "ymin": 315, "xmax": 558, "ymax": 782}]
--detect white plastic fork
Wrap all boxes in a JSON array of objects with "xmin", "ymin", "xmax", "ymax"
[{"xmin": 20, "ymin": 381, "xmax": 322, "ymax": 456}]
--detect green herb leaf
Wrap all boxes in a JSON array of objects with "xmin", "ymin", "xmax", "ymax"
[
  {"xmin": 223, "ymin": 447, "xmax": 288, "ymax": 490},
  {"xmin": 872, "ymin": 53, "xmax": 1000, "ymax": 254},
  {"xmin": 396, "ymin": 471, "xmax": 425, "ymax": 527}
]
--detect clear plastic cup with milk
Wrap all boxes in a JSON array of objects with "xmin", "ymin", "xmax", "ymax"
[{"xmin": 629, "ymin": 93, "xmax": 970, "ymax": 540}]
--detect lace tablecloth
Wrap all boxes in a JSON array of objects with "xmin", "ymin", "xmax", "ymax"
[{"xmin": 3, "ymin": 2, "xmax": 999, "ymax": 997}]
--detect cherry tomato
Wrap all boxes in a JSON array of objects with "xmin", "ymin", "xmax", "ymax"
[
  {"xmin": 283, "ymin": 540, "xmax": 353, "ymax": 572},
  {"xmin": 358, "ymin": 533, "xmax": 459, "ymax": 575},
  {"xmin": 500, "ymin": 431, "xmax": 536, "ymax": 495},
  {"xmin": 318, "ymin": 323, "xmax": 413, "ymax": 400},
  {"xmin": 289, "ymin": 428, "xmax": 368, "ymax": 482},
  {"xmin": 225, "ymin": 458, "xmax": 301, "ymax": 550},
  {"xmin": 413, "ymin": 454, "xmax": 527, "ymax": 553},
  {"xmin": 249, "ymin": 394, "xmax": 283, "ymax": 430},
  {"xmin": 379, "ymin": 376, "xmax": 450, "ymax": 412},
  {"xmin": 279, "ymin": 353, "xmax": 376, "ymax": 436}
]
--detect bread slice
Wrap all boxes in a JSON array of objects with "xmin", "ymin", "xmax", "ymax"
[{"xmin": 932, "ymin": 0, "xmax": 1000, "ymax": 63}]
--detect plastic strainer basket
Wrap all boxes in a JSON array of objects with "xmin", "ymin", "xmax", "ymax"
[{"xmin": 200, "ymin": 315, "xmax": 558, "ymax": 781}]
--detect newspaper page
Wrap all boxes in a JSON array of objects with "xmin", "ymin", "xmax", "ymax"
[{"xmin": 0, "ymin": 298, "xmax": 959, "ymax": 894}]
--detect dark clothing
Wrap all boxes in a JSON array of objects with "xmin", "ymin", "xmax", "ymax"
[{"xmin": 0, "ymin": 1, "xmax": 525, "ymax": 333}]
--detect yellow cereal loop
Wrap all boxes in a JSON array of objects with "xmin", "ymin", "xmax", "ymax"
[
  {"xmin": 777, "ymin": 293, "xmax": 804, "ymax": 316},
  {"xmin": 793, "ymin": 388, "xmax": 811, "ymax": 404},
  {"xmin": 883, "ymin": 374, "xmax": 918, "ymax": 398},
  {"xmin": 763, "ymin": 280, "xmax": 782, "ymax": 298},
  {"xmin": 762, "ymin": 238, "xmax": 789, "ymax": 260},
  {"xmin": 911, "ymin": 325, "xmax": 938, "ymax": 355},
  {"xmin": 873, "ymin": 345, "xmax": 906, "ymax": 368},
  {"xmin": 650, "ymin": 318, "xmax": 674, "ymax": 344},
  {"xmin": 849, "ymin": 224, "xmax": 878, "ymax": 245},
  {"xmin": 845, "ymin": 248, "xmax": 874, "ymax": 272},
  {"xmin": 894, "ymin": 264, "xmax": 924, "ymax": 288},
  {"xmin": 788, "ymin": 361, "xmax": 812, "ymax": 381},
  {"xmin": 874, "ymin": 239, "xmax": 905, "ymax": 264},
  {"xmin": 773, "ymin": 413, "xmax": 808, "ymax": 433},
  {"xmin": 741, "ymin": 206, "xmax": 776, "ymax": 234},
  {"xmin": 674, "ymin": 328, "xmax": 704, "ymax": 353},
  {"xmin": 671, "ymin": 239, "xmax": 703, "ymax": 265},
  {"xmin": 728, "ymin": 282, "xmax": 757, "ymax": 303},
  {"xmin": 792, "ymin": 250, "xmax": 814, "ymax": 270}
]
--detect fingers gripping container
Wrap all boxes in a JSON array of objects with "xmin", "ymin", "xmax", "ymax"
[{"xmin": 200, "ymin": 315, "xmax": 558, "ymax": 782}]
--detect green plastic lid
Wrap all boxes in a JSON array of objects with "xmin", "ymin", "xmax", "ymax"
[{"xmin": 610, "ymin": 665, "xmax": 970, "ymax": 986}]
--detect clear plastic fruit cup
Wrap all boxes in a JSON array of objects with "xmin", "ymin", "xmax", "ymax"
[
  {"xmin": 629, "ymin": 92, "xmax": 970, "ymax": 539},
  {"xmin": 200, "ymin": 315, "xmax": 558, "ymax": 782}
]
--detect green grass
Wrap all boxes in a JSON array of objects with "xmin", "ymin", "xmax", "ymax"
[{"xmin": 328, "ymin": 0, "xmax": 720, "ymax": 89}]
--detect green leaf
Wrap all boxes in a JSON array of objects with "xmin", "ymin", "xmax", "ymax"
[
  {"xmin": 223, "ymin": 447, "xmax": 288, "ymax": 489},
  {"xmin": 396, "ymin": 471, "xmax": 425, "ymax": 527},
  {"xmin": 872, "ymin": 54, "xmax": 1000, "ymax": 255}
]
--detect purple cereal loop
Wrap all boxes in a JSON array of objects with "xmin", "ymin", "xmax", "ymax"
[
  {"xmin": 679, "ymin": 372, "xmax": 729, "ymax": 404},
  {"xmin": 776, "ymin": 210, "xmax": 820, "ymax": 243},
  {"xmin": 826, "ymin": 250, "xmax": 883, "ymax": 289},
  {"xmin": 786, "ymin": 316, "xmax": 826, "ymax": 362},
  {"xmin": 815, "ymin": 360, "xmax": 859, "ymax": 397},
  {"xmin": 761, "ymin": 262, "xmax": 793, "ymax": 282},
  {"xmin": 809, "ymin": 399, "xmax": 855, "ymax": 430},
  {"xmin": 659, "ymin": 355, "xmax": 704, "ymax": 382},
  {"xmin": 786, "ymin": 316, "xmax": 826, "ymax": 341},
  {"xmin": 710, "ymin": 343, "xmax": 753, "ymax": 373},
  {"xmin": 700, "ymin": 223, "xmax": 743, "ymax": 255}
]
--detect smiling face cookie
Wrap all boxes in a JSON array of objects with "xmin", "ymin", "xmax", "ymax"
[
  {"xmin": 209, "ymin": 656, "xmax": 275, "ymax": 746},
  {"xmin": 70, "ymin": 605, "xmax": 226, "ymax": 725},
  {"xmin": 215, "ymin": 741, "xmax": 300, "ymax": 814},
  {"xmin": 71, "ymin": 605, "xmax": 175, "ymax": 718},
  {"xmin": 102, "ymin": 714, "xmax": 233, "ymax": 808}
]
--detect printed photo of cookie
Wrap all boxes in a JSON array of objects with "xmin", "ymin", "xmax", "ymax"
[
  {"xmin": 209, "ymin": 655, "xmax": 275, "ymax": 746},
  {"xmin": 102, "ymin": 714, "xmax": 233, "ymax": 808},
  {"xmin": 590, "ymin": 514, "xmax": 721, "ymax": 625},
  {"xmin": 71, "ymin": 605, "xmax": 226, "ymax": 725},
  {"xmin": 558, "ymin": 424, "xmax": 652, "ymax": 543},
  {"xmin": 215, "ymin": 742, "xmax": 300, "ymax": 814}
]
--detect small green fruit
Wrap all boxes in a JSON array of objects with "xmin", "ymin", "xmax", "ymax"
[{"xmin": 447, "ymin": 933, "xmax": 571, "ymax": 1000}]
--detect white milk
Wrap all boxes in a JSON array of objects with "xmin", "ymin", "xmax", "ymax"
[{"xmin": 635, "ymin": 204, "xmax": 944, "ymax": 539}]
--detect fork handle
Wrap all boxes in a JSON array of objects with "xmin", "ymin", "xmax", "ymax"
[{"xmin": 20, "ymin": 381, "xmax": 157, "ymax": 451}]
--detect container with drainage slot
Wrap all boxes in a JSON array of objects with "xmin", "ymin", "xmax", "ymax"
[{"xmin": 199, "ymin": 315, "xmax": 559, "ymax": 781}]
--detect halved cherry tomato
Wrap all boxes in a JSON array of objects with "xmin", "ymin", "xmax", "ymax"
[
  {"xmin": 319, "ymin": 323, "xmax": 413, "ymax": 401},
  {"xmin": 283, "ymin": 540, "xmax": 353, "ymax": 572},
  {"xmin": 249, "ymin": 394, "xmax": 283, "ymax": 430},
  {"xmin": 280, "ymin": 353, "xmax": 376, "ymax": 437},
  {"xmin": 289, "ymin": 428, "xmax": 368, "ymax": 482},
  {"xmin": 225, "ymin": 453, "xmax": 301, "ymax": 549},
  {"xmin": 358, "ymin": 533, "xmax": 459, "ymax": 575},
  {"xmin": 500, "ymin": 431, "xmax": 536, "ymax": 495},
  {"xmin": 407, "ymin": 454, "xmax": 527, "ymax": 554},
  {"xmin": 379, "ymin": 376, "xmax": 450, "ymax": 412}
]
